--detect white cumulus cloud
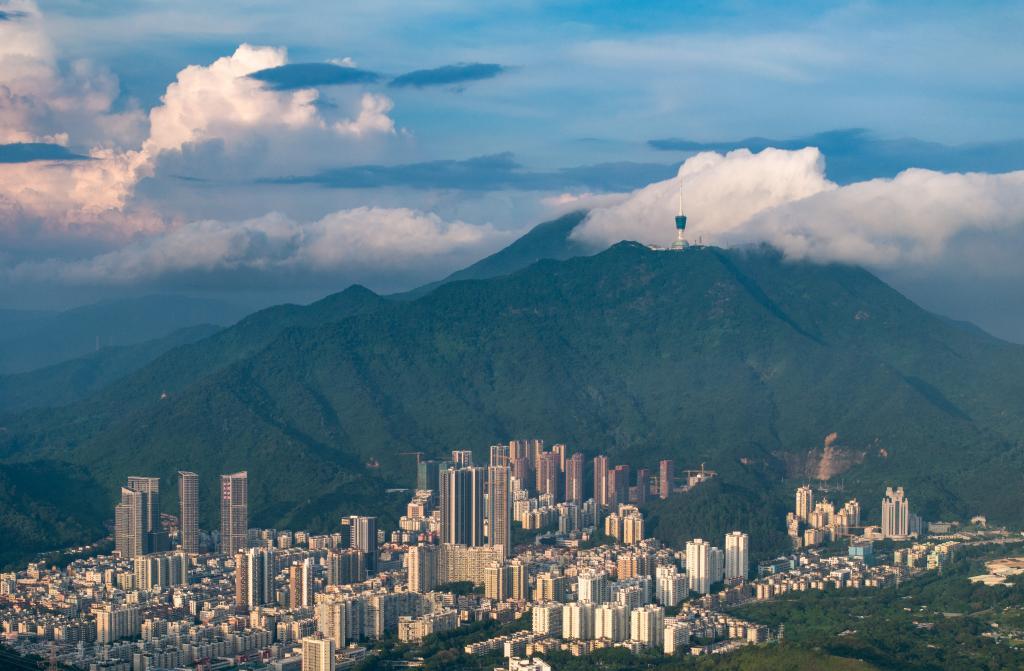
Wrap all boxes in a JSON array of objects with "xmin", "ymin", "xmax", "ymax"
[
  {"xmin": 5, "ymin": 207, "xmax": 511, "ymax": 284},
  {"xmin": 573, "ymin": 147, "xmax": 1024, "ymax": 274}
]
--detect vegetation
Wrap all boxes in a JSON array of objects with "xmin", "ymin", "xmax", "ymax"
[
  {"xmin": 2, "ymin": 242, "xmax": 1024, "ymax": 566},
  {"xmin": 732, "ymin": 543, "xmax": 1024, "ymax": 670}
]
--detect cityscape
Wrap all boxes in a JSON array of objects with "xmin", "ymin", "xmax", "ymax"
[
  {"xmin": 0, "ymin": 439, "xmax": 1005, "ymax": 671},
  {"xmin": 1, "ymin": 1, "xmax": 1023, "ymax": 670}
]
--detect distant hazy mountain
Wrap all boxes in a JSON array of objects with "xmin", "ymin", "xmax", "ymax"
[
  {"xmin": 0, "ymin": 324, "xmax": 222, "ymax": 414},
  {"xmin": 0, "ymin": 295, "xmax": 253, "ymax": 374},
  {"xmin": 3, "ymin": 242, "xmax": 1023, "ymax": 567}
]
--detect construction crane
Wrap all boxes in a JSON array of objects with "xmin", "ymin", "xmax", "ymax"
[{"xmin": 399, "ymin": 451, "xmax": 425, "ymax": 465}]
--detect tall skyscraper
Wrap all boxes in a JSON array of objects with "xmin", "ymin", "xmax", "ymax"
[
  {"xmin": 536, "ymin": 452, "xmax": 559, "ymax": 500},
  {"xmin": 486, "ymin": 465, "xmax": 511, "ymax": 557},
  {"xmin": 795, "ymin": 485, "xmax": 814, "ymax": 523},
  {"xmin": 123, "ymin": 476, "xmax": 166, "ymax": 553},
  {"xmin": 451, "ymin": 449, "xmax": 474, "ymax": 466},
  {"xmin": 551, "ymin": 444, "xmax": 567, "ymax": 472},
  {"xmin": 439, "ymin": 466, "xmax": 485, "ymax": 546},
  {"xmin": 634, "ymin": 468, "xmax": 650, "ymax": 503},
  {"xmin": 345, "ymin": 516, "xmax": 378, "ymax": 575},
  {"xmin": 489, "ymin": 444, "xmax": 509, "ymax": 467},
  {"xmin": 302, "ymin": 635, "xmax": 336, "ymax": 671},
  {"xmin": 685, "ymin": 538, "xmax": 712, "ymax": 595},
  {"xmin": 236, "ymin": 547, "xmax": 274, "ymax": 609},
  {"xmin": 724, "ymin": 531, "xmax": 749, "ymax": 583},
  {"xmin": 609, "ymin": 465, "xmax": 630, "ymax": 506},
  {"xmin": 115, "ymin": 487, "xmax": 144, "ymax": 558},
  {"xmin": 658, "ymin": 460, "xmax": 674, "ymax": 500},
  {"xmin": 289, "ymin": 558, "xmax": 314, "ymax": 609},
  {"xmin": 220, "ymin": 471, "xmax": 248, "ymax": 556},
  {"xmin": 565, "ymin": 453, "xmax": 584, "ymax": 503},
  {"xmin": 881, "ymin": 486, "xmax": 910, "ymax": 539},
  {"xmin": 593, "ymin": 455, "xmax": 609, "ymax": 507},
  {"xmin": 326, "ymin": 548, "xmax": 365, "ymax": 585},
  {"xmin": 177, "ymin": 471, "xmax": 199, "ymax": 554}
]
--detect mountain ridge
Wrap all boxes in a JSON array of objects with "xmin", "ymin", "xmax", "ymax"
[{"xmin": 2, "ymin": 242, "xmax": 1022, "ymax": 566}]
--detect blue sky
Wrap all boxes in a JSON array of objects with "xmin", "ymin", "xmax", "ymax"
[{"xmin": 2, "ymin": 0, "xmax": 1024, "ymax": 339}]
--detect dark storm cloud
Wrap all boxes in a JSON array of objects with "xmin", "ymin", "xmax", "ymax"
[
  {"xmin": 648, "ymin": 129, "xmax": 1024, "ymax": 184},
  {"xmin": 265, "ymin": 152, "xmax": 677, "ymax": 192},
  {"xmin": 389, "ymin": 63, "xmax": 505, "ymax": 88},
  {"xmin": 248, "ymin": 63, "xmax": 381, "ymax": 90},
  {"xmin": 0, "ymin": 143, "xmax": 89, "ymax": 163},
  {"xmin": 0, "ymin": 10, "xmax": 28, "ymax": 20}
]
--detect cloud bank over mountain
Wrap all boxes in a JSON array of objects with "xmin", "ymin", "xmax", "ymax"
[{"xmin": 575, "ymin": 147, "xmax": 1024, "ymax": 275}]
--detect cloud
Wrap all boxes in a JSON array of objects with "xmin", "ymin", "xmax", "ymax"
[
  {"xmin": 389, "ymin": 63, "xmax": 505, "ymax": 88},
  {"xmin": 268, "ymin": 152, "xmax": 676, "ymax": 192},
  {"xmin": 0, "ymin": 2, "xmax": 399, "ymax": 238},
  {"xmin": 5, "ymin": 207, "xmax": 512, "ymax": 284},
  {"xmin": 648, "ymin": 129, "xmax": 1024, "ymax": 184},
  {"xmin": 248, "ymin": 62, "xmax": 381, "ymax": 90},
  {"xmin": 573, "ymin": 147, "xmax": 1024, "ymax": 275},
  {"xmin": 0, "ymin": 142, "xmax": 87, "ymax": 162}
]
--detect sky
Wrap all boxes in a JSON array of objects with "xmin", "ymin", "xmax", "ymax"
[{"xmin": 2, "ymin": 0, "xmax": 1024, "ymax": 339}]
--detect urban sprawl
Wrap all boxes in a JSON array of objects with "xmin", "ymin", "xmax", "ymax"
[{"xmin": 0, "ymin": 440, "xmax": 993, "ymax": 671}]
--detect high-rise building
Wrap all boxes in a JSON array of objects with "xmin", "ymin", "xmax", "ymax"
[
  {"xmin": 417, "ymin": 460, "xmax": 440, "ymax": 493},
  {"xmin": 489, "ymin": 444, "xmax": 509, "ymax": 467},
  {"xmin": 634, "ymin": 468, "xmax": 650, "ymax": 503},
  {"xmin": 133, "ymin": 552, "xmax": 189, "ymax": 590},
  {"xmin": 509, "ymin": 441, "xmax": 532, "ymax": 488},
  {"xmin": 115, "ymin": 487, "xmax": 145, "ymax": 558},
  {"xmin": 345, "ymin": 516, "xmax": 378, "ymax": 575},
  {"xmin": 630, "ymin": 605, "xmax": 665, "ymax": 648},
  {"xmin": 302, "ymin": 635, "xmax": 336, "ymax": 671},
  {"xmin": 289, "ymin": 559, "xmax": 314, "ymax": 609},
  {"xmin": 236, "ymin": 547, "xmax": 274, "ymax": 609},
  {"xmin": 177, "ymin": 471, "xmax": 199, "ymax": 554},
  {"xmin": 658, "ymin": 460, "xmax": 674, "ymax": 500},
  {"xmin": 565, "ymin": 453, "xmax": 584, "ymax": 503},
  {"xmin": 532, "ymin": 602, "xmax": 563, "ymax": 637},
  {"xmin": 724, "ymin": 531, "xmax": 749, "ymax": 583},
  {"xmin": 593, "ymin": 455, "xmax": 609, "ymax": 507},
  {"xmin": 484, "ymin": 562, "xmax": 511, "ymax": 600},
  {"xmin": 327, "ymin": 548, "xmax": 365, "ymax": 585},
  {"xmin": 220, "ymin": 471, "xmax": 248, "ymax": 556},
  {"xmin": 685, "ymin": 538, "xmax": 711, "ymax": 595},
  {"xmin": 407, "ymin": 544, "xmax": 438, "ymax": 593},
  {"xmin": 451, "ymin": 450, "xmax": 474, "ymax": 466},
  {"xmin": 487, "ymin": 465, "xmax": 511, "ymax": 557},
  {"xmin": 608, "ymin": 465, "xmax": 630, "ymax": 507},
  {"xmin": 881, "ymin": 487, "xmax": 910, "ymax": 539},
  {"xmin": 439, "ymin": 466, "xmax": 485, "ymax": 546},
  {"xmin": 534, "ymin": 572, "xmax": 569, "ymax": 603},
  {"xmin": 509, "ymin": 558, "xmax": 529, "ymax": 601},
  {"xmin": 551, "ymin": 444, "xmax": 566, "ymax": 472},
  {"xmin": 795, "ymin": 485, "xmax": 814, "ymax": 524},
  {"xmin": 536, "ymin": 453, "xmax": 559, "ymax": 500},
  {"xmin": 709, "ymin": 546, "xmax": 725, "ymax": 584},
  {"xmin": 655, "ymin": 565, "xmax": 686, "ymax": 607},
  {"xmin": 595, "ymin": 603, "xmax": 630, "ymax": 642},
  {"xmin": 126, "ymin": 476, "xmax": 164, "ymax": 553},
  {"xmin": 578, "ymin": 570, "xmax": 610, "ymax": 604},
  {"xmin": 562, "ymin": 601, "xmax": 595, "ymax": 640}
]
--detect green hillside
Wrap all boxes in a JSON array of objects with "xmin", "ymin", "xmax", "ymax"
[
  {"xmin": 0, "ymin": 324, "xmax": 222, "ymax": 414},
  {"xmin": 2, "ymin": 243, "xmax": 1024, "ymax": 565}
]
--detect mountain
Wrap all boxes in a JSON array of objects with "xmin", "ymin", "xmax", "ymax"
[
  {"xmin": 0, "ymin": 295, "xmax": 253, "ymax": 374},
  {"xmin": 0, "ymin": 324, "xmax": 222, "ymax": 415},
  {"xmin": 1, "ymin": 242, "xmax": 1023, "ymax": 568},
  {"xmin": 394, "ymin": 210, "xmax": 592, "ymax": 299}
]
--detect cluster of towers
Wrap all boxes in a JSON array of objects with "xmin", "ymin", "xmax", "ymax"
[{"xmin": 114, "ymin": 470, "xmax": 248, "ymax": 558}]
